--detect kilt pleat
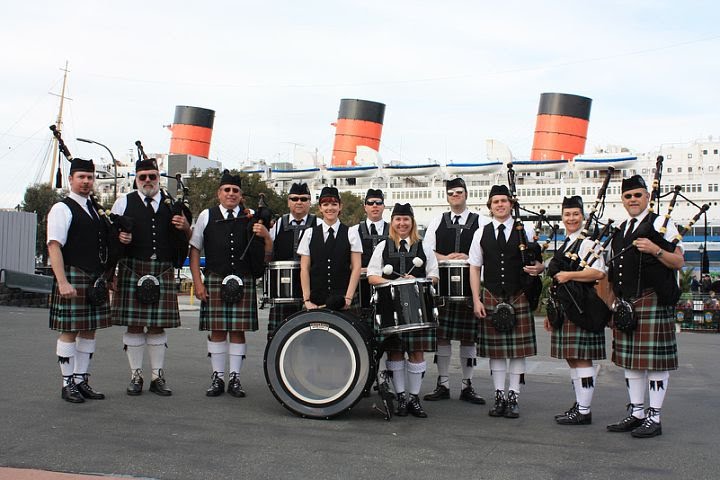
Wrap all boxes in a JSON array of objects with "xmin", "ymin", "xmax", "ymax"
[
  {"xmin": 376, "ymin": 326, "xmax": 437, "ymax": 354},
  {"xmin": 112, "ymin": 258, "xmax": 180, "ymax": 328},
  {"xmin": 49, "ymin": 266, "xmax": 112, "ymax": 332},
  {"xmin": 437, "ymin": 300, "xmax": 477, "ymax": 343},
  {"xmin": 199, "ymin": 273, "xmax": 258, "ymax": 332},
  {"xmin": 550, "ymin": 316, "xmax": 606, "ymax": 360},
  {"xmin": 478, "ymin": 290, "xmax": 537, "ymax": 359},
  {"xmin": 612, "ymin": 290, "xmax": 678, "ymax": 371}
]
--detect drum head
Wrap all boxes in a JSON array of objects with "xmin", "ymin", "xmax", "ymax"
[{"xmin": 264, "ymin": 309, "xmax": 375, "ymax": 419}]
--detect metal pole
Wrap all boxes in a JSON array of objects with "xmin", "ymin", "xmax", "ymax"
[{"xmin": 77, "ymin": 138, "xmax": 119, "ymax": 203}]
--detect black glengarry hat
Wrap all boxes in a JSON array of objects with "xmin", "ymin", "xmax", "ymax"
[
  {"xmin": 219, "ymin": 169, "xmax": 242, "ymax": 189},
  {"xmin": 289, "ymin": 182, "xmax": 310, "ymax": 195},
  {"xmin": 69, "ymin": 158, "xmax": 95, "ymax": 173},
  {"xmin": 561, "ymin": 195, "xmax": 584, "ymax": 212},
  {"xmin": 446, "ymin": 178, "xmax": 467, "ymax": 191},
  {"xmin": 365, "ymin": 188, "xmax": 384, "ymax": 201},
  {"xmin": 136, "ymin": 158, "xmax": 159, "ymax": 172},
  {"xmin": 319, "ymin": 186, "xmax": 340, "ymax": 202},
  {"xmin": 621, "ymin": 175, "xmax": 647, "ymax": 192},
  {"xmin": 488, "ymin": 184, "xmax": 511, "ymax": 199},
  {"xmin": 391, "ymin": 203, "xmax": 414, "ymax": 217}
]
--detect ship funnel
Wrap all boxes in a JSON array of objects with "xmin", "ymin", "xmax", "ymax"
[
  {"xmin": 530, "ymin": 93, "xmax": 591, "ymax": 161},
  {"xmin": 331, "ymin": 99, "xmax": 385, "ymax": 166},
  {"xmin": 169, "ymin": 106, "xmax": 215, "ymax": 158}
]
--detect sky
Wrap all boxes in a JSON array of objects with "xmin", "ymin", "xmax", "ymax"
[{"xmin": 1, "ymin": 0, "xmax": 719, "ymax": 208}]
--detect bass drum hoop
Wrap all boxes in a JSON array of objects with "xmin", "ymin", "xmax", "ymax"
[{"xmin": 263, "ymin": 309, "xmax": 375, "ymax": 419}]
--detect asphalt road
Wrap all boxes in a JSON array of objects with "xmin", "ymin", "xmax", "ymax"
[{"xmin": 1, "ymin": 302, "xmax": 719, "ymax": 480}]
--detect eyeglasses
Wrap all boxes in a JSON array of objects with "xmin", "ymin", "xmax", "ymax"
[
  {"xmin": 138, "ymin": 174, "xmax": 157, "ymax": 181},
  {"xmin": 289, "ymin": 196, "xmax": 310, "ymax": 202},
  {"xmin": 222, "ymin": 187, "xmax": 240, "ymax": 193},
  {"xmin": 365, "ymin": 200, "xmax": 384, "ymax": 206},
  {"xmin": 623, "ymin": 192, "xmax": 644, "ymax": 199},
  {"xmin": 447, "ymin": 189, "xmax": 465, "ymax": 196}
]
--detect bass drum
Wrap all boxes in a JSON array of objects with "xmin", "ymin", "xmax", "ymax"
[{"xmin": 264, "ymin": 309, "xmax": 377, "ymax": 419}]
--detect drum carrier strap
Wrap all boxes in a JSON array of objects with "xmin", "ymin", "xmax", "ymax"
[
  {"xmin": 443, "ymin": 212, "xmax": 479, "ymax": 252},
  {"xmin": 387, "ymin": 240, "xmax": 419, "ymax": 274},
  {"xmin": 282, "ymin": 213, "xmax": 316, "ymax": 260}
]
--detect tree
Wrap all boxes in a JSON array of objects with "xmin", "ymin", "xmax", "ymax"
[
  {"xmin": 310, "ymin": 190, "xmax": 365, "ymax": 225},
  {"xmin": 22, "ymin": 183, "xmax": 63, "ymax": 265}
]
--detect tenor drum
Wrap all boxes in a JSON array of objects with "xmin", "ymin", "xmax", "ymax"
[
  {"xmin": 373, "ymin": 278, "xmax": 438, "ymax": 335},
  {"xmin": 264, "ymin": 309, "xmax": 376, "ymax": 419},
  {"xmin": 264, "ymin": 261, "xmax": 302, "ymax": 304},
  {"xmin": 437, "ymin": 260, "xmax": 471, "ymax": 301}
]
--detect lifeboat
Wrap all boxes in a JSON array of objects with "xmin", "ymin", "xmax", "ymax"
[
  {"xmin": 271, "ymin": 167, "xmax": 321, "ymax": 180},
  {"xmin": 572, "ymin": 153, "xmax": 638, "ymax": 171},
  {"xmin": 445, "ymin": 161, "xmax": 503, "ymax": 175},
  {"xmin": 384, "ymin": 163, "xmax": 440, "ymax": 177},
  {"xmin": 510, "ymin": 160, "xmax": 568, "ymax": 173},
  {"xmin": 324, "ymin": 165, "xmax": 379, "ymax": 178}
]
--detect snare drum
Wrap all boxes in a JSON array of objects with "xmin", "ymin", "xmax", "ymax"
[
  {"xmin": 438, "ymin": 259, "xmax": 471, "ymax": 302},
  {"xmin": 372, "ymin": 278, "xmax": 438, "ymax": 335},
  {"xmin": 264, "ymin": 261, "xmax": 302, "ymax": 304},
  {"xmin": 264, "ymin": 309, "xmax": 376, "ymax": 419}
]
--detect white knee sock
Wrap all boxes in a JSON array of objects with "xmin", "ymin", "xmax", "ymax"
[
  {"xmin": 74, "ymin": 337, "xmax": 96, "ymax": 382},
  {"xmin": 123, "ymin": 332, "xmax": 146, "ymax": 373},
  {"xmin": 460, "ymin": 345, "xmax": 476, "ymax": 385},
  {"xmin": 146, "ymin": 332, "xmax": 168, "ymax": 380},
  {"xmin": 575, "ymin": 366, "xmax": 596, "ymax": 414},
  {"xmin": 228, "ymin": 343, "xmax": 246, "ymax": 375},
  {"xmin": 435, "ymin": 344, "xmax": 451, "ymax": 387},
  {"xmin": 207, "ymin": 339, "xmax": 228, "ymax": 376},
  {"xmin": 386, "ymin": 360, "xmax": 406, "ymax": 394},
  {"xmin": 489, "ymin": 358, "xmax": 507, "ymax": 392},
  {"xmin": 56, "ymin": 340, "xmax": 76, "ymax": 387},
  {"xmin": 625, "ymin": 369, "xmax": 647, "ymax": 419},
  {"xmin": 508, "ymin": 358, "xmax": 525, "ymax": 393},
  {"xmin": 406, "ymin": 361, "xmax": 426, "ymax": 396},
  {"xmin": 647, "ymin": 370, "xmax": 670, "ymax": 422}
]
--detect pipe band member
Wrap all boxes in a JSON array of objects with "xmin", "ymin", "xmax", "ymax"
[
  {"xmin": 111, "ymin": 157, "xmax": 191, "ymax": 397},
  {"xmin": 606, "ymin": 175, "xmax": 684, "ymax": 438},
  {"xmin": 267, "ymin": 182, "xmax": 316, "ymax": 339},
  {"xmin": 423, "ymin": 177, "xmax": 490, "ymax": 405},
  {"xmin": 297, "ymin": 186, "xmax": 362, "ymax": 312},
  {"xmin": 367, "ymin": 202, "xmax": 439, "ymax": 418},
  {"xmin": 47, "ymin": 158, "xmax": 111, "ymax": 403},
  {"xmin": 189, "ymin": 171, "xmax": 271, "ymax": 397},
  {"xmin": 545, "ymin": 195, "xmax": 607, "ymax": 425},
  {"xmin": 468, "ymin": 184, "xmax": 544, "ymax": 419}
]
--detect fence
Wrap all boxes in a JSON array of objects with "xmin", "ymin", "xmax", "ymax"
[{"xmin": 676, "ymin": 293, "xmax": 720, "ymax": 332}]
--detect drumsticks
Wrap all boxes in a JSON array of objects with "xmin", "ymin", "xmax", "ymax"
[{"xmin": 382, "ymin": 257, "xmax": 423, "ymax": 278}]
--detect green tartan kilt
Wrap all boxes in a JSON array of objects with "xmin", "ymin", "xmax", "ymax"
[
  {"xmin": 436, "ymin": 299, "xmax": 477, "ymax": 343},
  {"xmin": 372, "ymin": 301, "xmax": 437, "ymax": 353},
  {"xmin": 612, "ymin": 290, "xmax": 678, "ymax": 371},
  {"xmin": 49, "ymin": 266, "xmax": 112, "ymax": 332},
  {"xmin": 199, "ymin": 273, "xmax": 259, "ymax": 332},
  {"xmin": 268, "ymin": 302, "xmax": 303, "ymax": 338},
  {"xmin": 550, "ymin": 315, "xmax": 606, "ymax": 360},
  {"xmin": 112, "ymin": 258, "xmax": 180, "ymax": 328},
  {"xmin": 478, "ymin": 289, "xmax": 537, "ymax": 359}
]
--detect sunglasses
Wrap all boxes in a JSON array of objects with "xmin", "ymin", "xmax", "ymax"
[
  {"xmin": 447, "ymin": 189, "xmax": 465, "ymax": 196},
  {"xmin": 365, "ymin": 200, "xmax": 384, "ymax": 206},
  {"xmin": 222, "ymin": 187, "xmax": 240, "ymax": 193},
  {"xmin": 623, "ymin": 192, "xmax": 644, "ymax": 199},
  {"xmin": 289, "ymin": 196, "xmax": 310, "ymax": 202},
  {"xmin": 138, "ymin": 174, "xmax": 157, "ymax": 181}
]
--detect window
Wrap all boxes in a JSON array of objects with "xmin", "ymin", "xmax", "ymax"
[
  {"xmin": 714, "ymin": 149, "xmax": 718, "ymax": 154},
  {"xmin": 688, "ymin": 167, "xmax": 693, "ymax": 172},
  {"xmin": 667, "ymin": 154, "xmax": 672, "ymax": 159},
  {"xmin": 677, "ymin": 167, "xmax": 682, "ymax": 173},
  {"xmin": 703, "ymin": 149, "xmax": 708, "ymax": 155},
  {"xmin": 710, "ymin": 166, "xmax": 715, "ymax": 172},
  {"xmin": 668, "ymin": 167, "xmax": 673, "ymax": 173},
  {"xmin": 688, "ymin": 153, "xmax": 692, "ymax": 159}
]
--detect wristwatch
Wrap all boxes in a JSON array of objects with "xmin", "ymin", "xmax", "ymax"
[{"xmin": 655, "ymin": 249, "xmax": 664, "ymax": 258}]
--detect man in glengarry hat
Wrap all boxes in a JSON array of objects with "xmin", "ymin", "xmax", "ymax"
[
  {"xmin": 605, "ymin": 174, "xmax": 684, "ymax": 438},
  {"xmin": 423, "ymin": 177, "xmax": 490, "ymax": 405},
  {"xmin": 468, "ymin": 184, "xmax": 544, "ymax": 419},
  {"xmin": 267, "ymin": 182, "xmax": 317, "ymax": 338},
  {"xmin": 111, "ymin": 156, "xmax": 191, "ymax": 397},
  {"xmin": 189, "ymin": 170, "xmax": 271, "ymax": 397},
  {"xmin": 349, "ymin": 188, "xmax": 388, "ymax": 320},
  {"xmin": 47, "ymin": 158, "xmax": 112, "ymax": 403}
]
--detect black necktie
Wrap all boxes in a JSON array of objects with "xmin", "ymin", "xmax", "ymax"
[
  {"xmin": 326, "ymin": 227, "xmax": 335, "ymax": 249},
  {"xmin": 370, "ymin": 223, "xmax": 378, "ymax": 235},
  {"xmin": 86, "ymin": 199, "xmax": 100, "ymax": 222},
  {"xmin": 624, "ymin": 218, "xmax": 637, "ymax": 246},
  {"xmin": 453, "ymin": 215, "xmax": 461, "ymax": 225},
  {"xmin": 497, "ymin": 224, "xmax": 507, "ymax": 250},
  {"xmin": 292, "ymin": 219, "xmax": 300, "ymax": 225},
  {"xmin": 399, "ymin": 239, "xmax": 408, "ymax": 253},
  {"xmin": 145, "ymin": 197, "xmax": 154, "ymax": 214},
  {"xmin": 227, "ymin": 209, "xmax": 235, "ymax": 220},
  {"xmin": 559, "ymin": 236, "xmax": 570, "ymax": 254}
]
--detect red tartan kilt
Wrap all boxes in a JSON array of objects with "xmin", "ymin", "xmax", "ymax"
[
  {"xmin": 199, "ymin": 273, "xmax": 259, "ymax": 332},
  {"xmin": 478, "ymin": 290, "xmax": 537, "ymax": 359},
  {"xmin": 49, "ymin": 266, "xmax": 112, "ymax": 332}
]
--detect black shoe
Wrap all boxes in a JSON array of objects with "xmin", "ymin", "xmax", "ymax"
[
  {"xmin": 423, "ymin": 384, "xmax": 450, "ymax": 401},
  {"xmin": 126, "ymin": 369, "xmax": 143, "ymax": 396},
  {"xmin": 206, "ymin": 372, "xmax": 225, "ymax": 397},
  {"xmin": 227, "ymin": 372, "xmax": 246, "ymax": 398},
  {"xmin": 407, "ymin": 394, "xmax": 428, "ymax": 418},
  {"xmin": 149, "ymin": 369, "xmax": 172, "ymax": 396},
  {"xmin": 459, "ymin": 381, "xmax": 486, "ymax": 405},
  {"xmin": 61, "ymin": 382, "xmax": 85, "ymax": 403},
  {"xmin": 396, "ymin": 392, "xmax": 409, "ymax": 417},
  {"xmin": 504, "ymin": 390, "xmax": 520, "ymax": 419},
  {"xmin": 488, "ymin": 390, "xmax": 506, "ymax": 417},
  {"xmin": 75, "ymin": 375, "xmax": 105, "ymax": 400},
  {"xmin": 631, "ymin": 417, "xmax": 662, "ymax": 438},
  {"xmin": 607, "ymin": 414, "xmax": 644, "ymax": 432},
  {"xmin": 554, "ymin": 402, "xmax": 578, "ymax": 420},
  {"xmin": 556, "ymin": 409, "xmax": 592, "ymax": 425}
]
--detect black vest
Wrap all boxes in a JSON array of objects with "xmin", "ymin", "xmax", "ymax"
[
  {"xmin": 272, "ymin": 214, "xmax": 317, "ymax": 261},
  {"xmin": 308, "ymin": 223, "xmax": 351, "ymax": 305},
  {"xmin": 381, "ymin": 239, "xmax": 427, "ymax": 279},
  {"xmin": 203, "ymin": 206, "xmax": 256, "ymax": 277},
  {"xmin": 479, "ymin": 221, "xmax": 523, "ymax": 296},
  {"xmin": 358, "ymin": 220, "xmax": 389, "ymax": 267},
  {"xmin": 610, "ymin": 213, "xmax": 680, "ymax": 305},
  {"xmin": 435, "ymin": 212, "xmax": 480, "ymax": 255},
  {"xmin": 123, "ymin": 192, "xmax": 174, "ymax": 262},
  {"xmin": 60, "ymin": 198, "xmax": 108, "ymax": 274}
]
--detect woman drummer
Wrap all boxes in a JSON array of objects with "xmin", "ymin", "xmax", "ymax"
[
  {"xmin": 367, "ymin": 203, "xmax": 439, "ymax": 418},
  {"xmin": 545, "ymin": 195, "xmax": 608, "ymax": 425},
  {"xmin": 296, "ymin": 186, "xmax": 362, "ymax": 312}
]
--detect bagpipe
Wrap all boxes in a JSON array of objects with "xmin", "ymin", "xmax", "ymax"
[
  {"xmin": 135, "ymin": 140, "xmax": 192, "ymax": 268},
  {"xmin": 238, "ymin": 191, "xmax": 273, "ymax": 278}
]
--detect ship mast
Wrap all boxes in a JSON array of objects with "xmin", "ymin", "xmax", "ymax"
[{"xmin": 48, "ymin": 61, "xmax": 71, "ymax": 186}]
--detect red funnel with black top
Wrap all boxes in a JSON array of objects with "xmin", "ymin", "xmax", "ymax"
[
  {"xmin": 331, "ymin": 99, "xmax": 385, "ymax": 166},
  {"xmin": 169, "ymin": 106, "xmax": 215, "ymax": 158},
  {"xmin": 530, "ymin": 93, "xmax": 592, "ymax": 161}
]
